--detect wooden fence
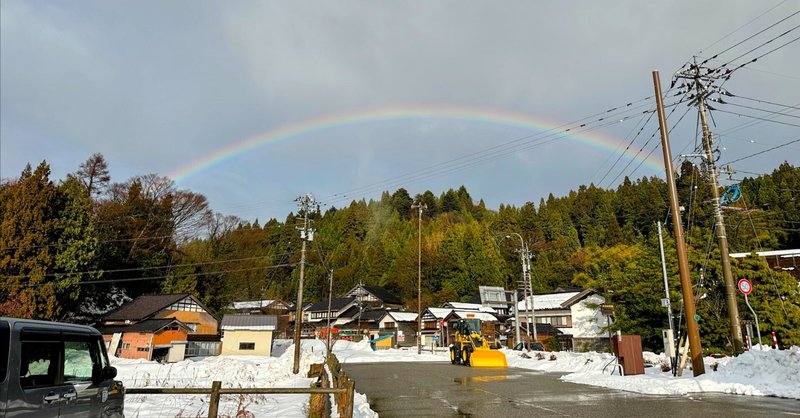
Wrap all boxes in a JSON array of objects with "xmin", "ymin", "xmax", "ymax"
[{"xmin": 126, "ymin": 354, "xmax": 355, "ymax": 418}]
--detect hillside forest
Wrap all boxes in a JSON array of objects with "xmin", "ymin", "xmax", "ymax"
[{"xmin": 1, "ymin": 153, "xmax": 799, "ymax": 351}]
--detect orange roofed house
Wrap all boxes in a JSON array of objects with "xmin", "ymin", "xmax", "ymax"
[{"xmin": 96, "ymin": 293, "xmax": 221, "ymax": 361}]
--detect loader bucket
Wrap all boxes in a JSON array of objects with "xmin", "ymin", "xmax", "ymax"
[{"xmin": 468, "ymin": 349, "xmax": 508, "ymax": 368}]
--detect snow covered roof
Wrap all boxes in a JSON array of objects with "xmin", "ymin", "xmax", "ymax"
[
  {"xmin": 447, "ymin": 310, "xmax": 498, "ymax": 322},
  {"xmin": 229, "ymin": 300, "xmax": 276, "ymax": 310},
  {"xmin": 442, "ymin": 302, "xmax": 497, "ymax": 313},
  {"xmin": 425, "ymin": 308, "xmax": 453, "ymax": 319},
  {"xmin": 518, "ymin": 292, "xmax": 580, "ymax": 311},
  {"xmin": 557, "ymin": 327, "xmax": 574, "ymax": 335},
  {"xmin": 387, "ymin": 311, "xmax": 418, "ymax": 322}
]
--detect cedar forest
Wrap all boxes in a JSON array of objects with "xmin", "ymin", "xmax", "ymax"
[{"xmin": 1, "ymin": 153, "xmax": 799, "ymax": 351}]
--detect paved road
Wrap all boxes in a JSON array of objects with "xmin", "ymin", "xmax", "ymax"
[{"xmin": 343, "ymin": 362, "xmax": 799, "ymax": 417}]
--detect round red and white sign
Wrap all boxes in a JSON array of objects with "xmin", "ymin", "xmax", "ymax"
[{"xmin": 737, "ymin": 278, "xmax": 752, "ymax": 295}]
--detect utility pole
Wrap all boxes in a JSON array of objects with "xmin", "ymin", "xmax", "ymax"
[
  {"xmin": 411, "ymin": 203, "xmax": 426, "ymax": 355},
  {"xmin": 292, "ymin": 193, "xmax": 315, "ymax": 374},
  {"xmin": 657, "ymin": 221, "xmax": 676, "ymax": 358},
  {"xmin": 325, "ymin": 268, "xmax": 334, "ymax": 356},
  {"xmin": 676, "ymin": 60, "xmax": 743, "ymax": 354},
  {"xmin": 507, "ymin": 233, "xmax": 535, "ymax": 343},
  {"xmin": 652, "ymin": 70, "xmax": 704, "ymax": 376}
]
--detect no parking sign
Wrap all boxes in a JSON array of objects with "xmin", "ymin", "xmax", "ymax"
[{"xmin": 738, "ymin": 278, "xmax": 752, "ymax": 295}]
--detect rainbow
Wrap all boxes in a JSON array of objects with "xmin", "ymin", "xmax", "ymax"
[{"xmin": 168, "ymin": 105, "xmax": 664, "ymax": 184}]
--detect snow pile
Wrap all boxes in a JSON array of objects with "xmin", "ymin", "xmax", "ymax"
[
  {"xmin": 505, "ymin": 346, "xmax": 800, "ymax": 399},
  {"xmin": 113, "ymin": 339, "xmax": 377, "ymax": 417},
  {"xmin": 332, "ymin": 340, "xmax": 449, "ymax": 364}
]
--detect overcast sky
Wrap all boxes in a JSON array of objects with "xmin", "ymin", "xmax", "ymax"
[{"xmin": 2, "ymin": 1, "xmax": 798, "ymax": 221}]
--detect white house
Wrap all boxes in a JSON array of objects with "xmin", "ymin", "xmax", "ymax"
[{"xmin": 517, "ymin": 289, "xmax": 611, "ymax": 351}]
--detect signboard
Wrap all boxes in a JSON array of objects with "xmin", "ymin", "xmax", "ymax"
[{"xmin": 737, "ymin": 278, "xmax": 752, "ymax": 295}]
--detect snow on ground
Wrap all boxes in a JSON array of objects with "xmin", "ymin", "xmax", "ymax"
[
  {"xmin": 113, "ymin": 340, "xmax": 800, "ymax": 417},
  {"xmin": 504, "ymin": 346, "xmax": 800, "ymax": 399},
  {"xmin": 113, "ymin": 339, "xmax": 378, "ymax": 418}
]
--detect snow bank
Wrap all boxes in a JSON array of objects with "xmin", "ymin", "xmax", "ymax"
[
  {"xmin": 504, "ymin": 346, "xmax": 800, "ymax": 399},
  {"xmin": 332, "ymin": 340, "xmax": 449, "ymax": 364},
  {"xmin": 113, "ymin": 339, "xmax": 377, "ymax": 417}
]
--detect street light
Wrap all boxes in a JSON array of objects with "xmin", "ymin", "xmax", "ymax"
[{"xmin": 506, "ymin": 232, "xmax": 537, "ymax": 344}]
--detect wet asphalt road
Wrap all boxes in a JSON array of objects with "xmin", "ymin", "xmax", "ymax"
[{"xmin": 343, "ymin": 362, "xmax": 800, "ymax": 418}]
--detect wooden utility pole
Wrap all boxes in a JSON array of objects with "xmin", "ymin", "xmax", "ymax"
[
  {"xmin": 652, "ymin": 70, "xmax": 705, "ymax": 376},
  {"xmin": 692, "ymin": 66, "xmax": 744, "ymax": 355}
]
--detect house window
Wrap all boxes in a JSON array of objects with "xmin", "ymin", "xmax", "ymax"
[
  {"xmin": 311, "ymin": 312, "xmax": 329, "ymax": 319},
  {"xmin": 136, "ymin": 346, "xmax": 149, "ymax": 352},
  {"xmin": 186, "ymin": 341, "xmax": 220, "ymax": 357},
  {"xmin": 383, "ymin": 322, "xmax": 395, "ymax": 329},
  {"xmin": 239, "ymin": 342, "xmax": 255, "ymax": 350},
  {"xmin": 122, "ymin": 342, "xmax": 131, "ymax": 350}
]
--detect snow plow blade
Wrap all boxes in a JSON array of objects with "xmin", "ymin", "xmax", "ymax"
[{"xmin": 469, "ymin": 349, "xmax": 508, "ymax": 368}]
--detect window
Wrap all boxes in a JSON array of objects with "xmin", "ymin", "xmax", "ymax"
[
  {"xmin": 121, "ymin": 342, "xmax": 131, "ymax": 350},
  {"xmin": 383, "ymin": 322, "xmax": 395, "ymax": 329},
  {"xmin": 136, "ymin": 346, "xmax": 149, "ymax": 352},
  {"xmin": 186, "ymin": 341, "xmax": 219, "ymax": 357},
  {"xmin": 20, "ymin": 341, "xmax": 60, "ymax": 388},
  {"xmin": 63, "ymin": 341, "xmax": 94, "ymax": 382},
  {"xmin": 239, "ymin": 342, "xmax": 255, "ymax": 350}
]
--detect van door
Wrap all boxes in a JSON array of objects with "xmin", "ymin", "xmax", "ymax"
[
  {"xmin": 58, "ymin": 335, "xmax": 101, "ymax": 418},
  {"xmin": 14, "ymin": 337, "xmax": 63, "ymax": 418}
]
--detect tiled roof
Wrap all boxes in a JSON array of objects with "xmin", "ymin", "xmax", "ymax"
[
  {"xmin": 360, "ymin": 286, "xmax": 403, "ymax": 305},
  {"xmin": 305, "ymin": 297, "xmax": 355, "ymax": 313},
  {"xmin": 221, "ymin": 314, "xmax": 277, "ymax": 330},
  {"xmin": 102, "ymin": 294, "xmax": 190, "ymax": 321}
]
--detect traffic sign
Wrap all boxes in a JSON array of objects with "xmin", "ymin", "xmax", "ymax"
[{"xmin": 738, "ymin": 278, "xmax": 752, "ymax": 295}]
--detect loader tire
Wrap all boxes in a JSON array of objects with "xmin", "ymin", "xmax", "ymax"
[
  {"xmin": 462, "ymin": 348, "xmax": 471, "ymax": 366},
  {"xmin": 450, "ymin": 347, "xmax": 457, "ymax": 364}
]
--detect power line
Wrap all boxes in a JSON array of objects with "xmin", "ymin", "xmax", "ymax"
[
  {"xmin": 721, "ymin": 101, "xmax": 800, "ymax": 118},
  {"xmin": 721, "ymin": 138, "xmax": 800, "ymax": 165},
  {"xmin": 702, "ymin": 10, "xmax": 800, "ymax": 66},
  {"xmin": 697, "ymin": 0, "xmax": 793, "ymax": 57},
  {"xmin": 714, "ymin": 109, "xmax": 800, "ymax": 128},
  {"xmin": 2, "ymin": 250, "xmax": 299, "ymax": 280}
]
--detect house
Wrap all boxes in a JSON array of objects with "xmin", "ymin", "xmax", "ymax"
[
  {"xmin": 516, "ymin": 289, "xmax": 611, "ymax": 351},
  {"xmin": 220, "ymin": 314, "xmax": 277, "ymax": 356},
  {"xmin": 96, "ymin": 318, "xmax": 191, "ymax": 362},
  {"xmin": 345, "ymin": 284, "xmax": 404, "ymax": 309},
  {"xmin": 472, "ymin": 286, "xmax": 515, "ymax": 317},
  {"xmin": 419, "ymin": 307, "xmax": 453, "ymax": 347},
  {"xmin": 338, "ymin": 308, "xmax": 388, "ymax": 340},
  {"xmin": 377, "ymin": 311, "xmax": 418, "ymax": 347},
  {"xmin": 98, "ymin": 293, "xmax": 221, "ymax": 358},
  {"xmin": 300, "ymin": 297, "xmax": 359, "ymax": 338}
]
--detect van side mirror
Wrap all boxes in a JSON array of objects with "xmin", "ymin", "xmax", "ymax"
[
  {"xmin": 104, "ymin": 366, "xmax": 117, "ymax": 380},
  {"xmin": 93, "ymin": 365, "xmax": 117, "ymax": 382}
]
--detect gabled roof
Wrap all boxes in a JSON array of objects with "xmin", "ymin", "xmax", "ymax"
[
  {"xmin": 305, "ymin": 297, "xmax": 356, "ymax": 313},
  {"xmin": 353, "ymin": 308, "xmax": 388, "ymax": 323},
  {"xmin": 221, "ymin": 314, "xmax": 277, "ymax": 330},
  {"xmin": 517, "ymin": 291, "xmax": 581, "ymax": 311},
  {"xmin": 228, "ymin": 299, "xmax": 288, "ymax": 310},
  {"xmin": 96, "ymin": 318, "xmax": 189, "ymax": 334},
  {"xmin": 442, "ymin": 302, "xmax": 497, "ymax": 313},
  {"xmin": 424, "ymin": 307, "xmax": 453, "ymax": 319},
  {"xmin": 445, "ymin": 310, "xmax": 499, "ymax": 322},
  {"xmin": 561, "ymin": 289, "xmax": 600, "ymax": 308},
  {"xmin": 103, "ymin": 294, "xmax": 195, "ymax": 321},
  {"xmin": 383, "ymin": 311, "xmax": 418, "ymax": 322},
  {"xmin": 346, "ymin": 284, "xmax": 403, "ymax": 305}
]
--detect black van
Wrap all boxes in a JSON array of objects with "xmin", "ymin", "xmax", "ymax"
[{"xmin": 0, "ymin": 317, "xmax": 124, "ymax": 417}]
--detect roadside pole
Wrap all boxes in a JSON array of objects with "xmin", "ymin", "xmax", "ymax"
[{"xmin": 738, "ymin": 278, "xmax": 762, "ymax": 348}]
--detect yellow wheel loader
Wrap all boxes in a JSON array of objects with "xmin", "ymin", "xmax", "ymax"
[{"xmin": 448, "ymin": 318, "xmax": 508, "ymax": 368}]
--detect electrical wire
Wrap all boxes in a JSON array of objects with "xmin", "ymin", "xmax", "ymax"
[
  {"xmin": 697, "ymin": 0, "xmax": 792, "ymax": 57},
  {"xmin": 702, "ymin": 11, "xmax": 800, "ymax": 66},
  {"xmin": 721, "ymin": 138, "xmax": 800, "ymax": 165},
  {"xmin": 713, "ymin": 109, "xmax": 800, "ymax": 128}
]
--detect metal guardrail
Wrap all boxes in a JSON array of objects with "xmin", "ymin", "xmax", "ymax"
[{"xmin": 126, "ymin": 355, "xmax": 355, "ymax": 418}]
